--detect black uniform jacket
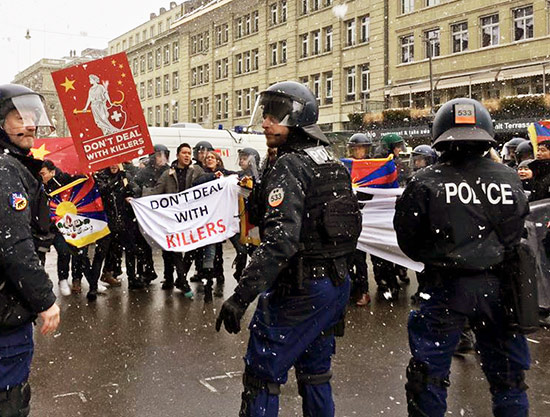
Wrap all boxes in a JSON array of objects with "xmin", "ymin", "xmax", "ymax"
[
  {"xmin": 0, "ymin": 138, "xmax": 56, "ymax": 318},
  {"xmin": 394, "ymin": 155, "xmax": 529, "ymax": 271},
  {"xmin": 234, "ymin": 134, "xmax": 346, "ymax": 305}
]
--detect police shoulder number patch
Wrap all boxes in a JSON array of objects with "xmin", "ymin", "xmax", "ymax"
[
  {"xmin": 9, "ymin": 192, "xmax": 28, "ymax": 211},
  {"xmin": 268, "ymin": 187, "xmax": 285, "ymax": 207}
]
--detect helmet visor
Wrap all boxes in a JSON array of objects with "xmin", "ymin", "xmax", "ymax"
[
  {"xmin": 409, "ymin": 154, "xmax": 430, "ymax": 171},
  {"xmin": 11, "ymin": 94, "xmax": 54, "ymax": 134},
  {"xmin": 248, "ymin": 92, "xmax": 305, "ymax": 129}
]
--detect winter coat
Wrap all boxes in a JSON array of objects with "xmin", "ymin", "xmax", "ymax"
[
  {"xmin": 0, "ymin": 136, "xmax": 56, "ymax": 329},
  {"xmin": 150, "ymin": 162, "xmax": 204, "ymax": 195},
  {"xmin": 133, "ymin": 160, "xmax": 169, "ymax": 196},
  {"xmin": 528, "ymin": 159, "xmax": 550, "ymax": 202},
  {"xmin": 193, "ymin": 167, "xmax": 236, "ymax": 186}
]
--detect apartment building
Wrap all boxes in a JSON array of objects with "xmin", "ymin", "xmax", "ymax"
[
  {"xmin": 387, "ymin": 0, "xmax": 550, "ymax": 109},
  {"xmin": 109, "ymin": 0, "xmax": 384, "ymax": 131}
]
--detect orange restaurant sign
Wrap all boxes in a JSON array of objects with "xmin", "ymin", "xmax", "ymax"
[{"xmin": 51, "ymin": 52, "xmax": 153, "ymax": 172}]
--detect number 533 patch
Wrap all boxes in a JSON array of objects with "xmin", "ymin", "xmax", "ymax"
[{"xmin": 268, "ymin": 187, "xmax": 285, "ymax": 207}]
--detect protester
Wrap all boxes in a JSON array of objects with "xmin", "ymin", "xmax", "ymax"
[
  {"xmin": 528, "ymin": 141, "xmax": 550, "ymax": 202},
  {"xmin": 0, "ymin": 83, "xmax": 60, "ymax": 416},
  {"xmin": 517, "ymin": 159, "xmax": 534, "ymax": 192},
  {"xmin": 216, "ymin": 81, "xmax": 361, "ymax": 416},
  {"xmin": 150, "ymin": 142, "xmax": 204, "ymax": 296},
  {"xmin": 394, "ymin": 98, "xmax": 531, "ymax": 416}
]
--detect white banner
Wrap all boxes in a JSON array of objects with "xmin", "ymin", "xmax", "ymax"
[
  {"xmin": 130, "ymin": 176, "xmax": 241, "ymax": 252},
  {"xmin": 356, "ymin": 187, "xmax": 425, "ymax": 272}
]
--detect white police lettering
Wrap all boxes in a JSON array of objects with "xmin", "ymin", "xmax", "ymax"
[
  {"xmin": 444, "ymin": 182, "xmax": 514, "ymax": 205},
  {"xmin": 304, "ymin": 146, "xmax": 332, "ymax": 165}
]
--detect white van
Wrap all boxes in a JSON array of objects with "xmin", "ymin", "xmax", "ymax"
[{"xmin": 146, "ymin": 126, "xmax": 268, "ymax": 171}]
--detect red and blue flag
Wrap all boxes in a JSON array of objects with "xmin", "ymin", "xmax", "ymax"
[
  {"xmin": 528, "ymin": 120, "xmax": 550, "ymax": 153},
  {"xmin": 48, "ymin": 177, "xmax": 110, "ymax": 247},
  {"xmin": 341, "ymin": 156, "xmax": 399, "ymax": 188}
]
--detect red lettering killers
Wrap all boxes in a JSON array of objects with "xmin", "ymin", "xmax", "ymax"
[{"xmin": 165, "ymin": 219, "xmax": 227, "ymax": 249}]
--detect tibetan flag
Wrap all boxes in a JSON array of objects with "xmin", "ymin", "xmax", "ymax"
[
  {"xmin": 31, "ymin": 137, "xmax": 84, "ymax": 175},
  {"xmin": 341, "ymin": 156, "xmax": 399, "ymax": 188},
  {"xmin": 48, "ymin": 177, "xmax": 110, "ymax": 248},
  {"xmin": 528, "ymin": 120, "xmax": 550, "ymax": 154},
  {"xmin": 239, "ymin": 196, "xmax": 260, "ymax": 246}
]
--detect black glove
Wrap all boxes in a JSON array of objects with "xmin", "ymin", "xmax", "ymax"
[{"xmin": 215, "ymin": 293, "xmax": 249, "ymax": 334}]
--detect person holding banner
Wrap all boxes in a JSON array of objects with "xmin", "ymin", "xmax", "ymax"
[
  {"xmin": 394, "ymin": 98, "xmax": 531, "ymax": 417},
  {"xmin": 216, "ymin": 81, "xmax": 362, "ymax": 417},
  {"xmin": 0, "ymin": 84, "xmax": 60, "ymax": 416},
  {"xmin": 150, "ymin": 143, "xmax": 204, "ymax": 295}
]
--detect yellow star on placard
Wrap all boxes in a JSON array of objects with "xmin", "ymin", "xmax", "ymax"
[
  {"xmin": 117, "ymin": 80, "xmax": 123, "ymax": 85},
  {"xmin": 118, "ymin": 64, "xmax": 123, "ymax": 69},
  {"xmin": 121, "ymin": 73, "xmax": 126, "ymax": 78},
  {"xmin": 60, "ymin": 77, "xmax": 76, "ymax": 92},
  {"xmin": 30, "ymin": 143, "xmax": 51, "ymax": 160},
  {"xmin": 111, "ymin": 59, "xmax": 117, "ymax": 66}
]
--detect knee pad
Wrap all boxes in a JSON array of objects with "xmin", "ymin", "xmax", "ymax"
[
  {"xmin": 487, "ymin": 371, "xmax": 528, "ymax": 396},
  {"xmin": 0, "ymin": 382, "xmax": 31, "ymax": 417},
  {"xmin": 239, "ymin": 371, "xmax": 280, "ymax": 416},
  {"xmin": 295, "ymin": 370, "xmax": 332, "ymax": 397}
]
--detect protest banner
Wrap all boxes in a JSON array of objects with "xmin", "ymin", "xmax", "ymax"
[
  {"xmin": 48, "ymin": 177, "xmax": 110, "ymax": 248},
  {"xmin": 130, "ymin": 176, "xmax": 241, "ymax": 252},
  {"xmin": 356, "ymin": 187, "xmax": 424, "ymax": 272},
  {"xmin": 51, "ymin": 52, "xmax": 153, "ymax": 172}
]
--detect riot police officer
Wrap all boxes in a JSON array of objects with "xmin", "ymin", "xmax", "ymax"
[
  {"xmin": 193, "ymin": 140, "xmax": 214, "ymax": 168},
  {"xmin": 216, "ymin": 81, "xmax": 361, "ymax": 416},
  {"xmin": 347, "ymin": 132, "xmax": 373, "ymax": 160},
  {"xmin": 502, "ymin": 137, "xmax": 527, "ymax": 168},
  {"xmin": 394, "ymin": 98, "xmax": 530, "ymax": 416},
  {"xmin": 409, "ymin": 144, "xmax": 437, "ymax": 172},
  {"xmin": 0, "ymin": 84, "xmax": 60, "ymax": 416}
]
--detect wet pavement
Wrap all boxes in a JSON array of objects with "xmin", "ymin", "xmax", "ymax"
[{"xmin": 30, "ymin": 243, "xmax": 550, "ymax": 416}]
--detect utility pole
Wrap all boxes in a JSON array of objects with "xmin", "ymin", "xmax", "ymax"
[{"xmin": 422, "ymin": 33, "xmax": 436, "ymax": 113}]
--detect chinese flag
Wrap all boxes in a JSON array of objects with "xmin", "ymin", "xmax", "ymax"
[{"xmin": 31, "ymin": 137, "xmax": 84, "ymax": 175}]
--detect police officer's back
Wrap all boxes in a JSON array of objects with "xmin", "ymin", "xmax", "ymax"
[{"xmin": 394, "ymin": 98, "xmax": 530, "ymax": 417}]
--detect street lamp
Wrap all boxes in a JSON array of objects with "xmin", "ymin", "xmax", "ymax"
[{"xmin": 421, "ymin": 33, "xmax": 437, "ymax": 113}]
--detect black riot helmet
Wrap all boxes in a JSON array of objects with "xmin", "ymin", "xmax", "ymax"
[
  {"xmin": 348, "ymin": 133, "xmax": 374, "ymax": 159},
  {"xmin": 410, "ymin": 144, "xmax": 438, "ymax": 171},
  {"xmin": 431, "ymin": 98, "xmax": 495, "ymax": 152},
  {"xmin": 249, "ymin": 81, "xmax": 329, "ymax": 144},
  {"xmin": 503, "ymin": 137, "xmax": 527, "ymax": 162},
  {"xmin": 238, "ymin": 147, "xmax": 260, "ymax": 166},
  {"xmin": 515, "ymin": 140, "xmax": 534, "ymax": 163},
  {"xmin": 193, "ymin": 140, "xmax": 214, "ymax": 160},
  {"xmin": 0, "ymin": 84, "xmax": 54, "ymax": 138},
  {"xmin": 153, "ymin": 144, "xmax": 170, "ymax": 158}
]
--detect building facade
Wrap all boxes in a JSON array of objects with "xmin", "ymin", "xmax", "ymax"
[
  {"xmin": 13, "ymin": 49, "xmax": 106, "ymax": 137},
  {"xmin": 110, "ymin": 0, "xmax": 383, "ymax": 131},
  {"xmin": 387, "ymin": 0, "xmax": 550, "ymax": 109}
]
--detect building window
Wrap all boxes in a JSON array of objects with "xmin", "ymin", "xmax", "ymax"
[
  {"xmin": 346, "ymin": 67, "xmax": 356, "ymax": 100},
  {"xmin": 158, "ymin": 22, "xmax": 163, "ymax": 34},
  {"xmin": 236, "ymin": 18, "xmax": 243, "ymax": 39},
  {"xmin": 223, "ymin": 24, "xmax": 229, "ymax": 43},
  {"xmin": 132, "ymin": 58, "xmax": 138, "ymax": 75},
  {"xmin": 216, "ymin": 25, "xmax": 223, "ymax": 45},
  {"xmin": 191, "ymin": 68, "xmax": 197, "ymax": 86},
  {"xmin": 281, "ymin": 0, "xmax": 287, "ymax": 22},
  {"xmin": 245, "ymin": 88, "xmax": 252, "ymax": 115},
  {"xmin": 312, "ymin": 0, "xmax": 320, "ymax": 11},
  {"xmin": 324, "ymin": 26, "xmax": 332, "ymax": 52},
  {"xmin": 136, "ymin": 33, "xmax": 140, "ymax": 43},
  {"xmin": 223, "ymin": 93, "xmax": 229, "ymax": 119},
  {"xmin": 481, "ymin": 14, "xmax": 499, "ymax": 47},
  {"xmin": 312, "ymin": 74, "xmax": 321, "ymax": 105},
  {"xmin": 514, "ymin": 6, "xmax": 533, "ymax": 41},
  {"xmin": 253, "ymin": 49, "xmax": 259, "ymax": 70},
  {"xmin": 155, "ymin": 77, "xmax": 161, "ymax": 96},
  {"xmin": 301, "ymin": 0, "xmax": 308, "ymax": 15},
  {"xmin": 245, "ymin": 15, "xmax": 251, "ymax": 35},
  {"xmin": 425, "ymin": 28, "xmax": 440, "ymax": 58},
  {"xmin": 163, "ymin": 104, "xmax": 169, "ymax": 127},
  {"xmin": 147, "ymin": 80, "xmax": 153, "ymax": 98},
  {"xmin": 401, "ymin": 35, "xmax": 414, "ymax": 63},
  {"xmin": 300, "ymin": 76, "xmax": 309, "ymax": 88},
  {"xmin": 191, "ymin": 36, "xmax": 197, "ymax": 54},
  {"xmin": 270, "ymin": 3, "xmax": 278, "ymax": 25},
  {"xmin": 271, "ymin": 43, "xmax": 278, "ymax": 65},
  {"xmin": 155, "ymin": 105, "xmax": 161, "ymax": 126},
  {"xmin": 147, "ymin": 107, "xmax": 153, "ymax": 125},
  {"xmin": 147, "ymin": 52, "xmax": 153, "ymax": 71},
  {"xmin": 223, "ymin": 58, "xmax": 229, "ymax": 78},
  {"xmin": 426, "ymin": 0, "xmax": 440, "ymax": 6},
  {"xmin": 401, "ymin": 0, "xmax": 414, "ymax": 14},
  {"xmin": 281, "ymin": 41, "xmax": 287, "ymax": 63},
  {"xmin": 244, "ymin": 51, "xmax": 251, "ymax": 72},
  {"xmin": 253, "ymin": 11, "xmax": 259, "ymax": 32},
  {"xmin": 173, "ymin": 42, "xmax": 179, "ymax": 61},
  {"xmin": 216, "ymin": 60, "xmax": 222, "ymax": 79},
  {"xmin": 312, "ymin": 30, "xmax": 320, "ymax": 55},
  {"xmin": 140, "ymin": 55, "xmax": 145, "ymax": 73},
  {"xmin": 164, "ymin": 75, "xmax": 170, "ymax": 95},
  {"xmin": 215, "ymin": 95, "xmax": 222, "ymax": 120},
  {"xmin": 236, "ymin": 54, "xmax": 242, "ymax": 74},
  {"xmin": 301, "ymin": 33, "xmax": 309, "ymax": 58},
  {"xmin": 451, "ymin": 22, "xmax": 468, "ymax": 53},
  {"xmin": 236, "ymin": 90, "xmax": 243, "ymax": 116},
  {"xmin": 361, "ymin": 64, "xmax": 370, "ymax": 97},
  {"xmin": 360, "ymin": 16, "xmax": 370, "ymax": 43},
  {"xmin": 156, "ymin": 48, "xmax": 161, "ymax": 68},
  {"xmin": 150, "ymin": 26, "xmax": 155, "ymax": 38},
  {"xmin": 139, "ymin": 82, "xmax": 145, "ymax": 100},
  {"xmin": 198, "ymin": 66, "xmax": 204, "ymax": 84},
  {"xmin": 172, "ymin": 72, "xmax": 179, "ymax": 91},
  {"xmin": 164, "ymin": 45, "xmax": 170, "ymax": 65},
  {"xmin": 191, "ymin": 100, "xmax": 197, "ymax": 122},
  {"xmin": 324, "ymin": 72, "xmax": 333, "ymax": 105},
  {"xmin": 172, "ymin": 101, "xmax": 179, "ymax": 124},
  {"xmin": 346, "ymin": 19, "xmax": 356, "ymax": 46}
]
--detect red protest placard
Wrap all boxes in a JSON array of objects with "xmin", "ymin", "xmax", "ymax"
[{"xmin": 51, "ymin": 52, "xmax": 153, "ymax": 172}]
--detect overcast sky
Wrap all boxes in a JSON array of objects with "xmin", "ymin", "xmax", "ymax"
[{"xmin": 0, "ymin": 0, "xmax": 172, "ymax": 83}]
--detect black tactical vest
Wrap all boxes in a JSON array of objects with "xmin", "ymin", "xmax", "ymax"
[{"xmin": 298, "ymin": 147, "xmax": 362, "ymax": 260}]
